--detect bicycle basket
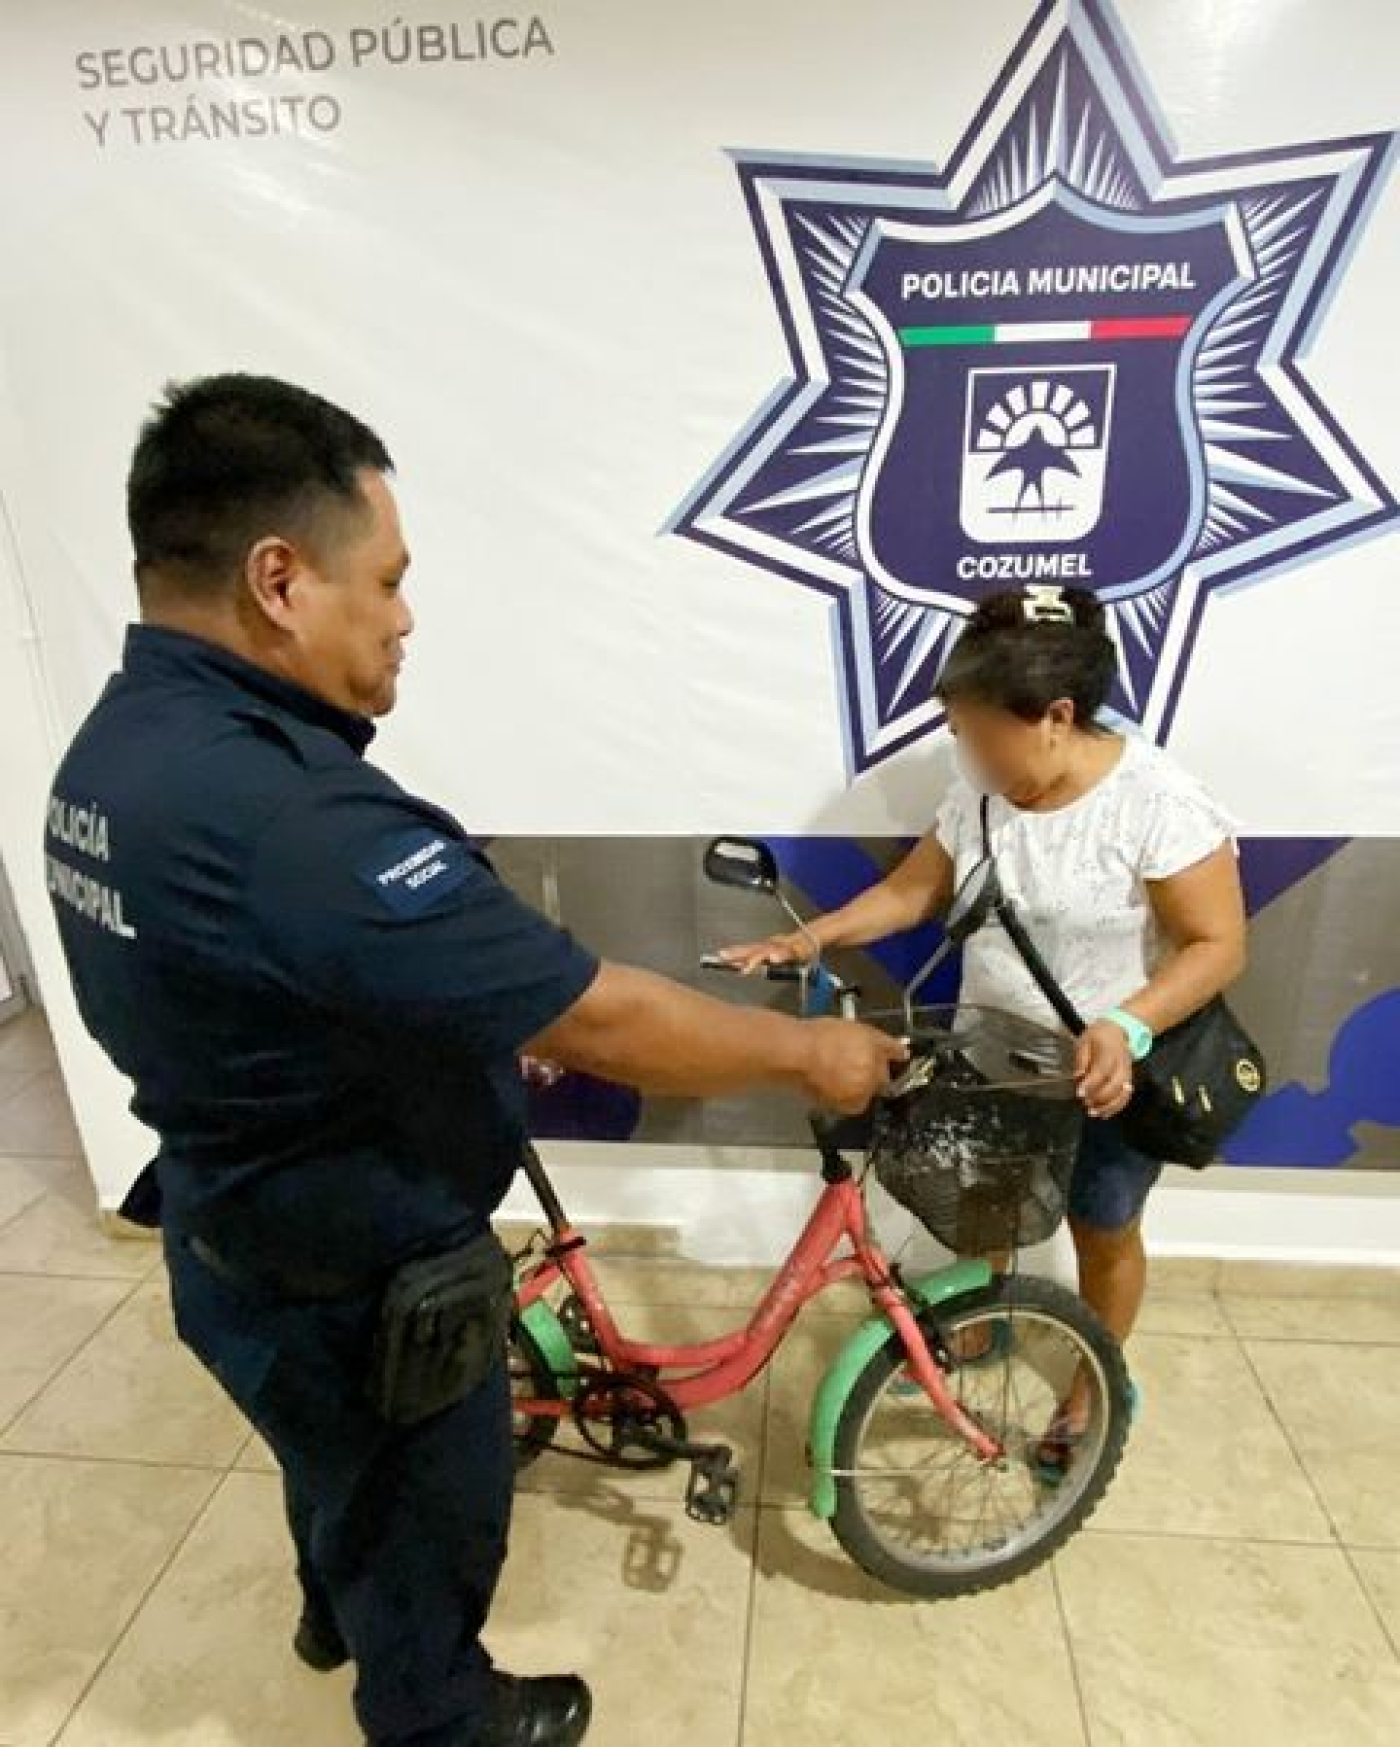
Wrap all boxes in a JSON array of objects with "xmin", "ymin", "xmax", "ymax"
[{"xmin": 868, "ymin": 1005, "xmax": 1083, "ymax": 1253}]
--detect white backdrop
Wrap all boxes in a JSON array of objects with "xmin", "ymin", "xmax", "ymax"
[{"xmin": 1, "ymin": 0, "xmax": 1397, "ymax": 1242}]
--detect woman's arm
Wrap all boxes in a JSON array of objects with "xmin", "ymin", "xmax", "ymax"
[
  {"xmin": 719, "ymin": 833, "xmax": 956, "ymax": 971},
  {"xmin": 1075, "ymin": 842, "xmax": 1247, "ymax": 1117},
  {"xmin": 1126, "ymin": 843, "xmax": 1248, "ymax": 1032}
]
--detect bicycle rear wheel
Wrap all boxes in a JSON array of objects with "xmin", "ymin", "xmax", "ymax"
[
  {"xmin": 830, "ymin": 1273, "xmax": 1130, "ymax": 1597},
  {"xmin": 508, "ymin": 1316, "xmax": 564, "ymax": 1469}
]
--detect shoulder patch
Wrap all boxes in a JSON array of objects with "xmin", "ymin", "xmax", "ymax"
[{"xmin": 358, "ymin": 828, "xmax": 473, "ymax": 917}]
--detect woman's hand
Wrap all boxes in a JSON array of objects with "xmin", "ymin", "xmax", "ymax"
[
  {"xmin": 1074, "ymin": 1020, "xmax": 1135, "ymax": 1119},
  {"xmin": 714, "ymin": 932, "xmax": 814, "ymax": 975}
]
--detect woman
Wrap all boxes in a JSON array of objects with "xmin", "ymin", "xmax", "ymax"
[{"xmin": 720, "ymin": 585, "xmax": 1246, "ymax": 1468}]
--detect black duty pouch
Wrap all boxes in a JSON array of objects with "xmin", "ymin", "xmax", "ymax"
[{"xmin": 366, "ymin": 1229, "xmax": 514, "ymax": 1426}]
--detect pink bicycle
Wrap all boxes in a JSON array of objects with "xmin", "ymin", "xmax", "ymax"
[{"xmin": 507, "ymin": 838, "xmax": 1132, "ymax": 1598}]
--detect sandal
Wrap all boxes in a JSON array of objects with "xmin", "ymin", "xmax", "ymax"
[
  {"xmin": 1033, "ymin": 1378, "xmax": 1140, "ymax": 1487},
  {"xmin": 1031, "ymin": 1408, "xmax": 1085, "ymax": 1487}
]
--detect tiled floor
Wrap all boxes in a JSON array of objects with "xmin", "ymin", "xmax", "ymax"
[{"xmin": 2, "ymin": 1004, "xmax": 1399, "ymax": 1746}]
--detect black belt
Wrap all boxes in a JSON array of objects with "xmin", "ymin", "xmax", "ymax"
[{"xmin": 186, "ymin": 1234, "xmax": 378, "ymax": 1304}]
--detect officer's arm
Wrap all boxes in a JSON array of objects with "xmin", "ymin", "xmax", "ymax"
[
  {"xmin": 528, "ymin": 960, "xmax": 825, "ymax": 1101},
  {"xmin": 249, "ymin": 786, "xmax": 901, "ymax": 1111}
]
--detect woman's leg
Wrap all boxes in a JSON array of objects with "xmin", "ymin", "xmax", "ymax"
[
  {"xmin": 1042, "ymin": 1216, "xmax": 1147, "ymax": 1445},
  {"xmin": 1043, "ymin": 1121, "xmax": 1160, "ymax": 1441},
  {"xmin": 1068, "ymin": 1215, "xmax": 1149, "ymax": 1346},
  {"xmin": 1065, "ymin": 1118, "xmax": 1160, "ymax": 1348}
]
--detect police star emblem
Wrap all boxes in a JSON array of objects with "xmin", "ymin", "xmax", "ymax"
[{"xmin": 668, "ymin": 0, "xmax": 1396, "ymax": 774}]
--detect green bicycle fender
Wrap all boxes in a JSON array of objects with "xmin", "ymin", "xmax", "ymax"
[
  {"xmin": 806, "ymin": 1261, "xmax": 995, "ymax": 1520},
  {"xmin": 516, "ymin": 1298, "xmax": 580, "ymax": 1400}
]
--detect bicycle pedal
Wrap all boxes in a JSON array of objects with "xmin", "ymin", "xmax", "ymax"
[
  {"xmin": 685, "ymin": 1449, "xmax": 740, "ymax": 1526},
  {"xmin": 558, "ymin": 1293, "xmax": 600, "ymax": 1354}
]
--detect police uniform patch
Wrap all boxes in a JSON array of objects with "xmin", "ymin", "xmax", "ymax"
[{"xmin": 359, "ymin": 828, "xmax": 473, "ymax": 917}]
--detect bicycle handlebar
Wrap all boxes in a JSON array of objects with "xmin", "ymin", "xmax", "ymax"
[
  {"xmin": 699, "ymin": 953, "xmax": 805, "ymax": 983},
  {"xmin": 702, "ymin": 953, "xmax": 947, "ymax": 1107}
]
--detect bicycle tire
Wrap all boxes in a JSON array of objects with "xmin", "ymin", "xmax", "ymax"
[
  {"xmin": 830, "ymin": 1273, "xmax": 1130, "ymax": 1597},
  {"xmin": 508, "ymin": 1316, "xmax": 564, "ymax": 1469}
]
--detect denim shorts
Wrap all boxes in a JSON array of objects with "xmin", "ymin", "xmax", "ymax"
[{"xmin": 1068, "ymin": 1116, "xmax": 1162, "ymax": 1232}]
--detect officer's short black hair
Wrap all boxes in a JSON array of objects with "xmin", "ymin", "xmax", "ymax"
[{"xmin": 127, "ymin": 373, "xmax": 394, "ymax": 594}]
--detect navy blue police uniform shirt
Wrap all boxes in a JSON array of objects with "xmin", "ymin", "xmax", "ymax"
[{"xmin": 44, "ymin": 625, "xmax": 599, "ymax": 1279}]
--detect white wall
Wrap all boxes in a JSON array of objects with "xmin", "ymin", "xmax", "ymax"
[
  {"xmin": 8, "ymin": 502, "xmax": 1399, "ymax": 1264},
  {"xmin": 0, "ymin": 454, "xmax": 158, "ymax": 1194},
  {"xmin": 496, "ymin": 1146, "xmax": 1400, "ymax": 1271},
  {"xmin": 1, "ymin": 0, "xmax": 1398, "ymax": 1263}
]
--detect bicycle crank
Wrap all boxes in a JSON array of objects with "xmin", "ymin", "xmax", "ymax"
[{"xmin": 571, "ymin": 1370, "xmax": 687, "ymax": 1470}]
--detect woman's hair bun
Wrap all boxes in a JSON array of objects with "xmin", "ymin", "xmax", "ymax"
[
  {"xmin": 966, "ymin": 584, "xmax": 1104, "ymax": 634},
  {"xmin": 936, "ymin": 584, "xmax": 1118, "ymax": 727},
  {"xmin": 1060, "ymin": 586, "xmax": 1106, "ymax": 631}
]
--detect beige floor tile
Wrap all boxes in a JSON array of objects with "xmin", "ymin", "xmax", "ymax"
[
  {"xmin": 0, "ymin": 1068, "xmax": 84, "ymax": 1157},
  {"xmin": 516, "ymin": 1300, "xmax": 770, "ymax": 1508},
  {"xmin": 490, "ymin": 1488, "xmax": 754, "ymax": 1747},
  {"xmin": 230, "ymin": 1446, "xmax": 758, "ymax": 1744},
  {"xmin": 1246, "ymin": 1339, "xmax": 1400, "ymax": 1547},
  {"xmin": 0, "ymin": 1153, "xmax": 79, "ymax": 1233},
  {"xmin": 1134, "ymin": 1291, "xmax": 1232, "ymax": 1337},
  {"xmin": 1217, "ymin": 1260, "xmax": 1399, "ymax": 1299},
  {"xmin": 586, "ymin": 1256, "xmax": 776, "ymax": 1309},
  {"xmin": 234, "ymin": 1427, "xmax": 279, "ymax": 1473},
  {"xmin": 0, "ymin": 1180, "xmax": 158, "ymax": 1280},
  {"xmin": 1145, "ymin": 1258, "xmax": 1221, "ymax": 1293},
  {"xmin": 0, "ymin": 1010, "xmax": 55, "ymax": 1075},
  {"xmin": 741, "ymin": 1507, "xmax": 1085, "ymax": 1746},
  {"xmin": 0, "ymin": 1064, "xmax": 46, "ymax": 1105},
  {"xmin": 0, "ymin": 1452, "xmax": 218, "ymax": 1747},
  {"xmin": 1058, "ymin": 1532, "xmax": 1400, "ymax": 1746},
  {"xmin": 760, "ymin": 1312, "xmax": 864, "ymax": 1508},
  {"xmin": 1090, "ymin": 1333, "xmax": 1331, "ymax": 1542},
  {"xmin": 1351, "ymin": 1550, "xmax": 1400, "ymax": 1652},
  {"xmin": 498, "ymin": 1219, "xmax": 682, "ymax": 1261},
  {"xmin": 1223, "ymin": 1293, "xmax": 1400, "ymax": 1344},
  {"xmin": 55, "ymin": 1470, "xmax": 354, "ymax": 1747},
  {"xmin": 2, "ymin": 1279, "xmax": 251, "ymax": 1467},
  {"xmin": 0, "ymin": 1273, "xmax": 135, "ymax": 1429}
]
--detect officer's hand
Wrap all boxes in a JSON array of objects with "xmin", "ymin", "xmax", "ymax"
[
  {"xmin": 800, "ymin": 1019, "xmax": 909, "ymax": 1114},
  {"xmin": 715, "ymin": 933, "xmax": 814, "ymax": 975}
]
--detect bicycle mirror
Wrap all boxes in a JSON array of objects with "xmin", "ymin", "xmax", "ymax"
[
  {"xmin": 703, "ymin": 837, "xmax": 780, "ymax": 894},
  {"xmin": 900, "ymin": 860, "xmax": 1002, "ymax": 1031},
  {"xmin": 944, "ymin": 858, "xmax": 1001, "ymax": 944}
]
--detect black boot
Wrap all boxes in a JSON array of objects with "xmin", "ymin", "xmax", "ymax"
[
  {"xmin": 293, "ymin": 1607, "xmax": 349, "ymax": 1672},
  {"xmin": 479, "ymin": 1672, "xmax": 592, "ymax": 1745}
]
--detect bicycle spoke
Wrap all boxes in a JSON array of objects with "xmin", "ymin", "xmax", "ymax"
[{"xmin": 845, "ymin": 1304, "xmax": 1113, "ymax": 1574}]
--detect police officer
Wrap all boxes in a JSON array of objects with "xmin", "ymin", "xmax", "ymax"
[{"xmin": 44, "ymin": 376, "xmax": 906, "ymax": 1747}]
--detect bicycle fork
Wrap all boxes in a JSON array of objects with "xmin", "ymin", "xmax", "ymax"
[
  {"xmin": 806, "ymin": 1260, "xmax": 1005, "ymax": 1521},
  {"xmin": 876, "ymin": 1285, "xmax": 1006, "ymax": 1459}
]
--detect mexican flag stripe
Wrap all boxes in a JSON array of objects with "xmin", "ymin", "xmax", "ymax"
[{"xmin": 900, "ymin": 314, "xmax": 1190, "ymax": 348}]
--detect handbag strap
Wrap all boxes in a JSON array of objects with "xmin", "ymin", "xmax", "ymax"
[{"xmin": 978, "ymin": 794, "xmax": 1089, "ymax": 1038}]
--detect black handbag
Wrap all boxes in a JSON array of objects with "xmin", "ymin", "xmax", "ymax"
[{"xmin": 975, "ymin": 797, "xmax": 1266, "ymax": 1167}]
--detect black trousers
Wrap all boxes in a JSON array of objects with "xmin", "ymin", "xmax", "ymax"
[{"xmin": 163, "ymin": 1228, "xmax": 515, "ymax": 1746}]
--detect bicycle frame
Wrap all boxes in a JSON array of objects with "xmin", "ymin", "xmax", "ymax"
[{"xmin": 511, "ymin": 1143, "xmax": 1003, "ymax": 1463}]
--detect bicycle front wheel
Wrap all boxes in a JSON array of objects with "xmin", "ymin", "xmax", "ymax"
[{"xmin": 830, "ymin": 1272, "xmax": 1130, "ymax": 1598}]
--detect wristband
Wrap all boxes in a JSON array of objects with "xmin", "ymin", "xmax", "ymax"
[{"xmin": 1099, "ymin": 1007, "xmax": 1154, "ymax": 1062}]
